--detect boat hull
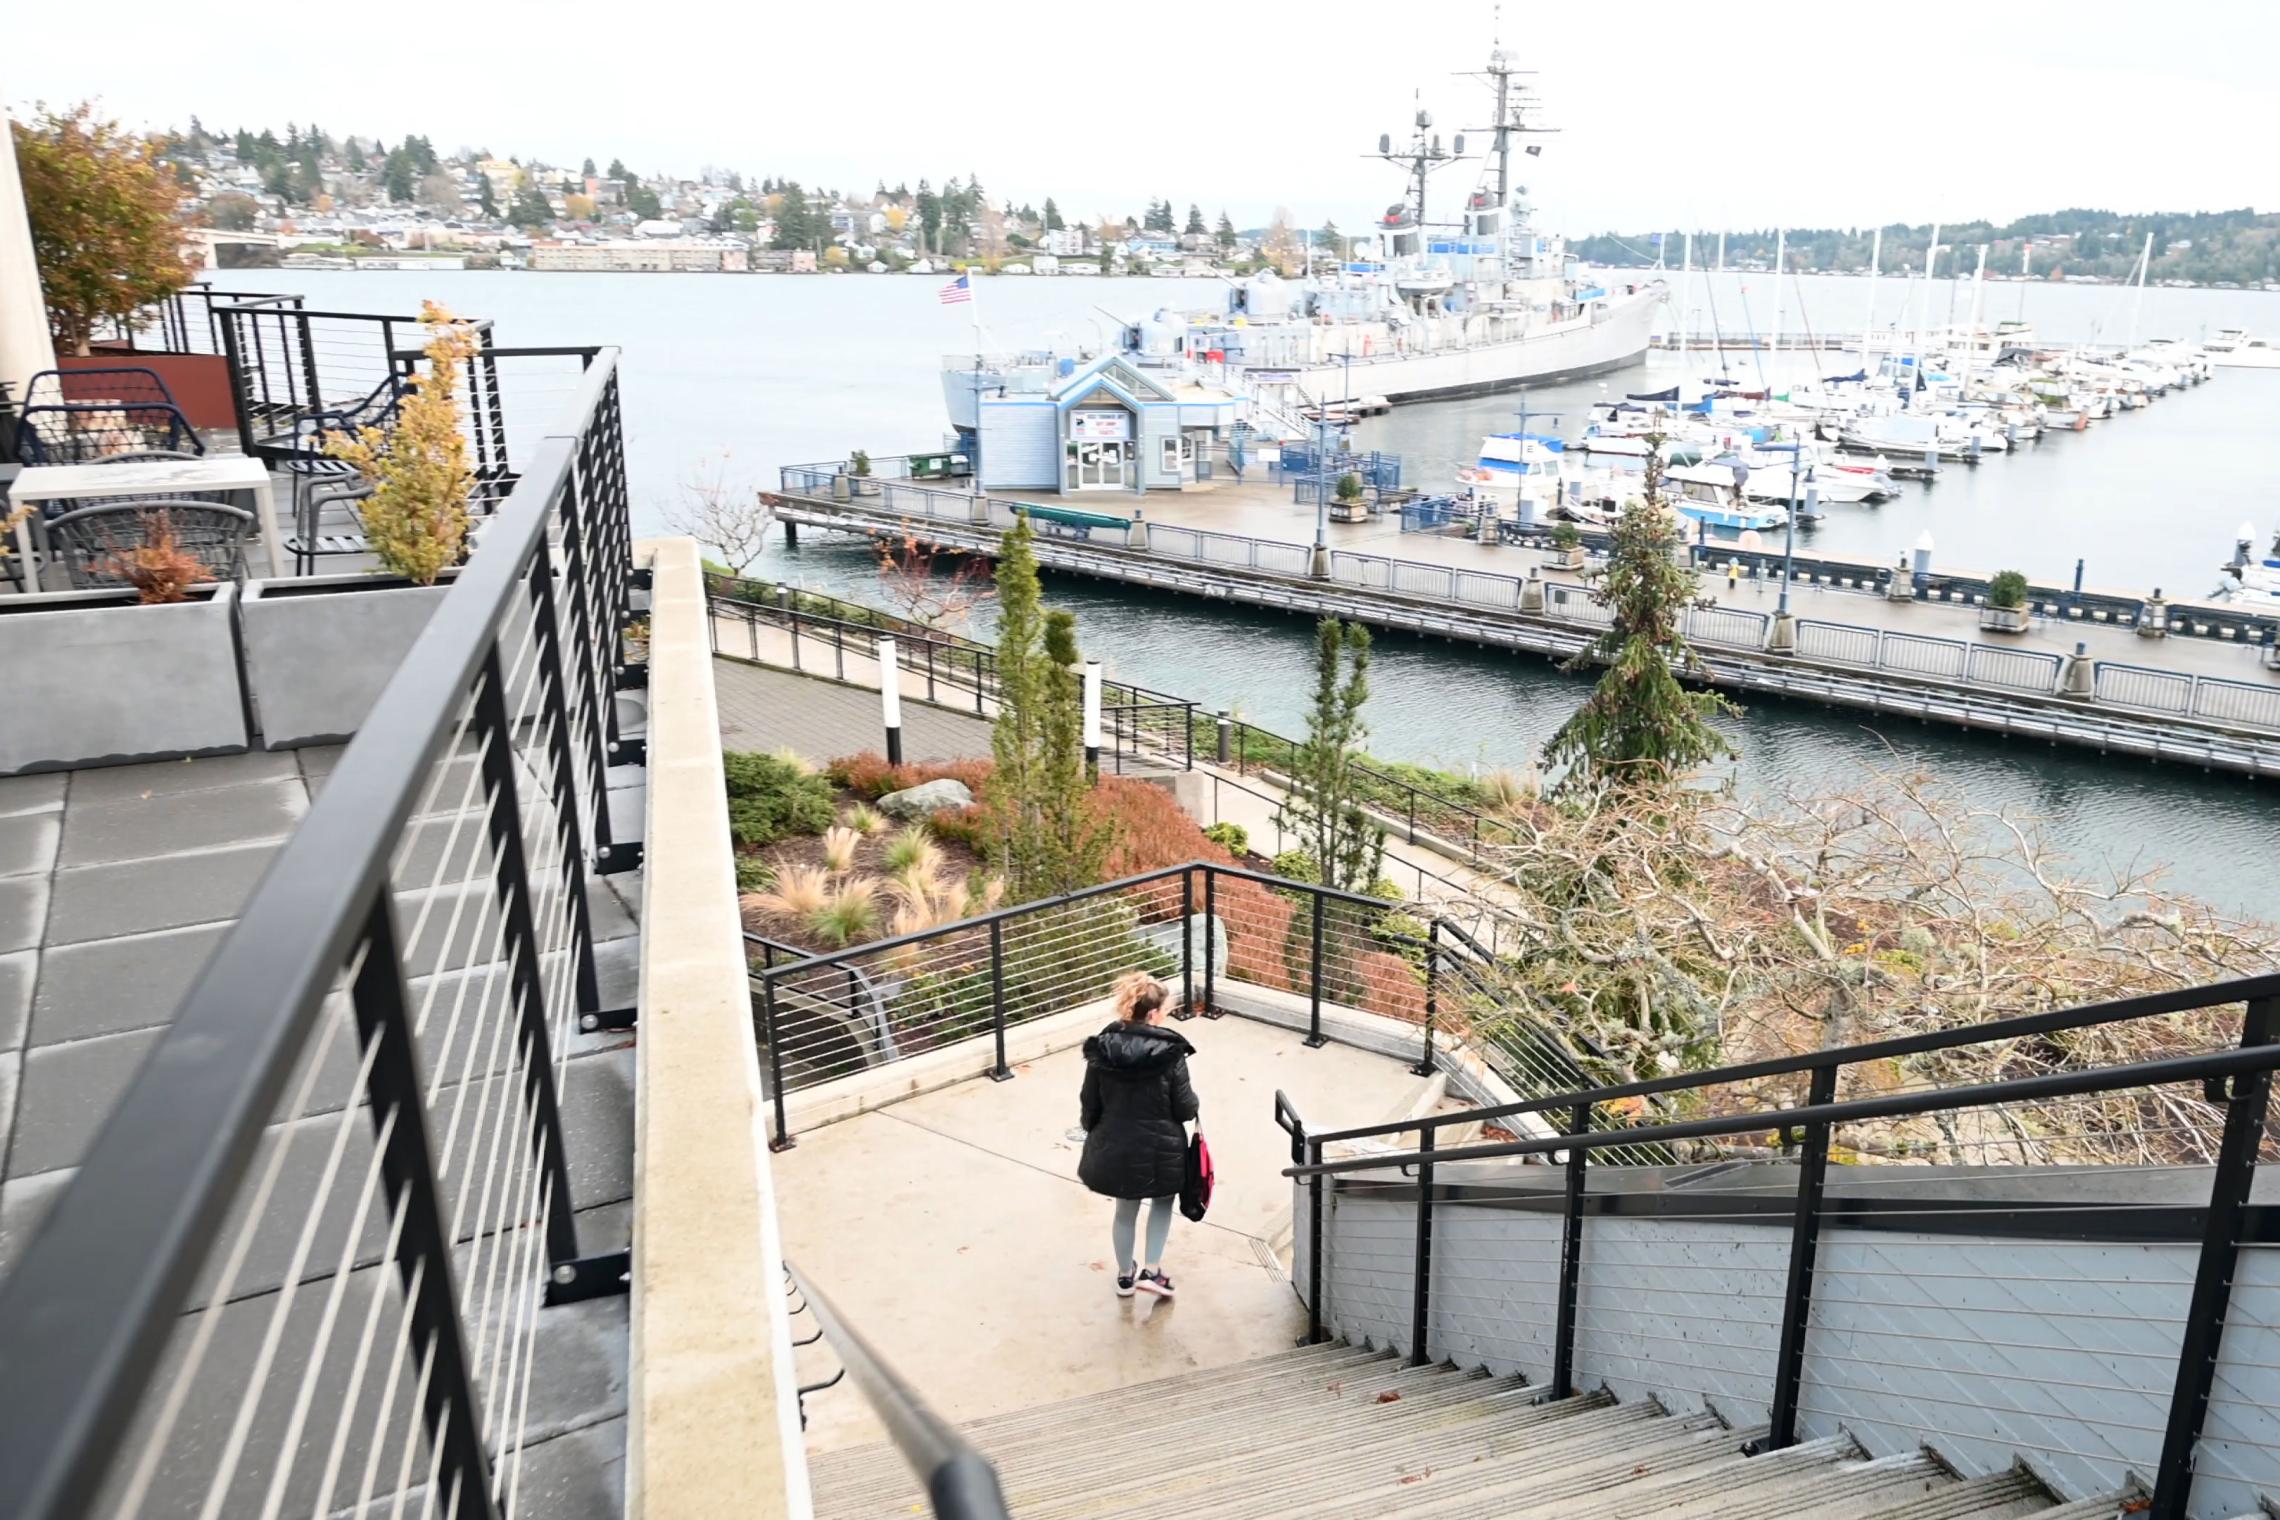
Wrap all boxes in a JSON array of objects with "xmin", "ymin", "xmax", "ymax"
[{"xmin": 1288, "ymin": 287, "xmax": 1661, "ymax": 405}]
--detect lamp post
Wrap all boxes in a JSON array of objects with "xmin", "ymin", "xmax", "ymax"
[
  {"xmin": 1082, "ymin": 660, "xmax": 1103, "ymax": 779},
  {"xmin": 878, "ymin": 637, "xmax": 903, "ymax": 765},
  {"xmin": 1764, "ymin": 456, "xmax": 1800, "ymax": 653}
]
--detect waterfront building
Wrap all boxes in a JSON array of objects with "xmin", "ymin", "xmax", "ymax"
[{"xmin": 970, "ymin": 349, "xmax": 1241, "ymax": 493}]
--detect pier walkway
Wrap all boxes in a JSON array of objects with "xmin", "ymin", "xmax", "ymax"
[{"xmin": 770, "ymin": 469, "xmax": 2280, "ymax": 778}]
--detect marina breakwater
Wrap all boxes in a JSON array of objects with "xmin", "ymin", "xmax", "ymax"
[{"xmin": 768, "ymin": 465, "xmax": 2280, "ymax": 778}]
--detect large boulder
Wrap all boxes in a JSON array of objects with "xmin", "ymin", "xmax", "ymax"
[{"xmin": 875, "ymin": 777, "xmax": 975, "ymax": 820}]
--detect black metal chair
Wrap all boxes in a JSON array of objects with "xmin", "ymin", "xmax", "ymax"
[
  {"xmin": 12, "ymin": 401, "xmax": 205, "ymax": 464},
  {"xmin": 290, "ymin": 475, "xmax": 377, "ymax": 576},
  {"xmin": 40, "ymin": 499, "xmax": 254, "ymax": 592}
]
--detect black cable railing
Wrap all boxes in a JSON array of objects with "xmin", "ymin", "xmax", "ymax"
[
  {"xmin": 1277, "ymin": 974, "xmax": 2280, "ymax": 1520},
  {"xmin": 784, "ymin": 1261, "xmax": 1010, "ymax": 1519},
  {"xmin": 753, "ymin": 860, "xmax": 1437, "ymax": 1150},
  {"xmin": 0, "ymin": 346, "xmax": 639, "ymax": 1520}
]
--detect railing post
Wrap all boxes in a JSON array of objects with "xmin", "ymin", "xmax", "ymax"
[
  {"xmin": 471, "ymin": 651, "xmax": 583, "ymax": 1267},
  {"xmin": 1202, "ymin": 868, "xmax": 1220, "ymax": 1019},
  {"xmin": 1414, "ymin": 920, "xmax": 1439, "ymax": 1077},
  {"xmin": 1409, "ymin": 1128, "xmax": 1435, "ymax": 1366},
  {"xmin": 2149, "ymin": 996, "xmax": 2279, "ymax": 1520},
  {"xmin": 788, "ymin": 608, "xmax": 803, "ymax": 672},
  {"xmin": 1215, "ymin": 709, "xmax": 1231, "ymax": 765},
  {"xmin": 1551, "ymin": 1102, "xmax": 1589, "ymax": 1398},
  {"xmin": 1757, "ymin": 1063, "xmax": 1839, "ymax": 1453},
  {"xmin": 1304, "ymin": 891, "xmax": 1328, "ymax": 1048},
  {"xmin": 1307, "ymin": 1136, "xmax": 1327, "ymax": 1345},
  {"xmin": 1178, "ymin": 869, "xmax": 1196, "ymax": 1019},
  {"xmin": 762, "ymin": 976, "xmax": 794, "ymax": 1151},
  {"xmin": 987, "ymin": 918, "xmax": 1013, "ymax": 1082},
  {"xmin": 350, "ymin": 898, "xmax": 502, "ymax": 1520}
]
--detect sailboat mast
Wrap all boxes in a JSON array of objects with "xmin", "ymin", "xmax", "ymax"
[
  {"xmin": 2126, "ymin": 230, "xmax": 2153, "ymax": 348},
  {"xmin": 1863, "ymin": 227, "xmax": 1882, "ymax": 351},
  {"xmin": 1769, "ymin": 228, "xmax": 1785, "ymax": 358},
  {"xmin": 1678, "ymin": 230, "xmax": 1694, "ymax": 351},
  {"xmin": 1965, "ymin": 243, "xmax": 1987, "ymax": 385},
  {"xmin": 2018, "ymin": 240, "xmax": 2030, "ymax": 321},
  {"xmin": 1915, "ymin": 222, "xmax": 1941, "ymax": 351}
]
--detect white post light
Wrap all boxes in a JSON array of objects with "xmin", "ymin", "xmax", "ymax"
[
  {"xmin": 1082, "ymin": 660, "xmax": 1103, "ymax": 778},
  {"xmin": 877, "ymin": 637, "xmax": 903, "ymax": 765}
]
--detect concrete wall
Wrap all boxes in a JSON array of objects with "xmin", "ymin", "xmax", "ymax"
[{"xmin": 1300, "ymin": 1180, "xmax": 2280, "ymax": 1518}]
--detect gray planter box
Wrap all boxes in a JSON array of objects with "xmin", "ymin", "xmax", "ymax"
[
  {"xmin": 240, "ymin": 572, "xmax": 451, "ymax": 748},
  {"xmin": 1978, "ymin": 604, "xmax": 2030, "ymax": 634},
  {"xmin": 0, "ymin": 583, "xmax": 246, "ymax": 775}
]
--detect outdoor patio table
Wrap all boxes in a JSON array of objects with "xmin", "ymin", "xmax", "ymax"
[{"xmin": 8, "ymin": 455, "xmax": 284, "ymax": 588}]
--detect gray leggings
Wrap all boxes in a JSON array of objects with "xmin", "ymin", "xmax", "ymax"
[{"xmin": 1112, "ymin": 1195, "xmax": 1177, "ymax": 1271}]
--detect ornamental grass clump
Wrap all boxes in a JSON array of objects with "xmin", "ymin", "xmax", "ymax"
[{"xmin": 326, "ymin": 301, "xmax": 481, "ymax": 586}]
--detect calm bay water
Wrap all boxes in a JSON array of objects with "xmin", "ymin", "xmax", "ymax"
[{"xmin": 208, "ymin": 269, "xmax": 2280, "ymax": 913}]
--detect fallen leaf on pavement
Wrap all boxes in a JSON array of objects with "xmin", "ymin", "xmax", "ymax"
[{"xmin": 1376, "ymin": 1390, "xmax": 1402, "ymax": 1404}]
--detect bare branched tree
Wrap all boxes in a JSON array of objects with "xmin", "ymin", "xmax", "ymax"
[
  {"xmin": 662, "ymin": 453, "xmax": 775, "ymax": 576},
  {"xmin": 1447, "ymin": 762, "xmax": 2279, "ymax": 1167},
  {"xmin": 875, "ymin": 530, "xmax": 994, "ymax": 631}
]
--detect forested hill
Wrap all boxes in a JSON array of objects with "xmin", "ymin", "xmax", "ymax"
[{"xmin": 1574, "ymin": 209, "xmax": 2279, "ymax": 287}]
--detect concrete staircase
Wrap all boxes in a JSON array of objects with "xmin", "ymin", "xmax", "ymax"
[{"xmin": 807, "ymin": 1343, "xmax": 2133, "ymax": 1518}]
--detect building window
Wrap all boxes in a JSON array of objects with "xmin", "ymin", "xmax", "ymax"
[{"xmin": 1161, "ymin": 437, "xmax": 1180, "ymax": 474}]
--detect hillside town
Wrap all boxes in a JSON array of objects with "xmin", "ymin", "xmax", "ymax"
[{"xmin": 153, "ymin": 119, "xmax": 1327, "ymax": 276}]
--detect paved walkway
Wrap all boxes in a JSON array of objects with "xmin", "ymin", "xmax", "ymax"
[
  {"xmin": 774, "ymin": 1014, "xmax": 1430, "ymax": 1455},
  {"xmin": 714, "ymin": 655, "xmax": 992, "ymax": 765}
]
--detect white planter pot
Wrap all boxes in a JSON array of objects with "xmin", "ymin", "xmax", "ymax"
[
  {"xmin": 240, "ymin": 572, "xmax": 453, "ymax": 748},
  {"xmin": 0, "ymin": 583, "xmax": 246, "ymax": 775}
]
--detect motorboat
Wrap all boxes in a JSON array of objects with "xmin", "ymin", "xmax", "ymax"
[{"xmin": 2202, "ymin": 329, "xmax": 2280, "ymax": 370}]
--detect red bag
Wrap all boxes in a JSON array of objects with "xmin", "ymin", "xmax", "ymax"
[{"xmin": 1181, "ymin": 1131, "xmax": 1214, "ymax": 1221}]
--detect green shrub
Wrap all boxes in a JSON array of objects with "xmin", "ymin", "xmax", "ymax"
[
  {"xmin": 722, "ymin": 749, "xmax": 837, "ymax": 849},
  {"xmin": 1988, "ymin": 569, "xmax": 2030, "ymax": 609},
  {"xmin": 735, "ymin": 856, "xmax": 775, "ymax": 893},
  {"xmin": 1370, "ymin": 877, "xmax": 1405, "ymax": 902},
  {"xmin": 1203, "ymin": 821, "xmax": 1250, "ymax": 856},
  {"xmin": 1270, "ymin": 849, "xmax": 1321, "ymax": 885}
]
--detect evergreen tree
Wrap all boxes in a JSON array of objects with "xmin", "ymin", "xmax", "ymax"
[
  {"xmin": 1275, "ymin": 619, "xmax": 1384, "ymax": 894},
  {"xmin": 606, "ymin": 157, "xmax": 631, "ymax": 184},
  {"xmin": 1543, "ymin": 444, "xmax": 1737, "ymax": 788},
  {"xmin": 1184, "ymin": 203, "xmax": 1205, "ymax": 236},
  {"xmin": 914, "ymin": 178, "xmax": 940, "ymax": 254},
  {"xmin": 627, "ymin": 183, "xmax": 662, "ymax": 221},
  {"xmin": 1038, "ymin": 610, "xmax": 1110, "ymax": 895},
  {"xmin": 381, "ymin": 148, "xmax": 415, "ymax": 202},
  {"xmin": 770, "ymin": 181, "xmax": 816, "ymax": 249},
  {"xmin": 1317, "ymin": 219, "xmax": 1344, "ymax": 259},
  {"xmin": 508, "ymin": 183, "xmax": 555, "ymax": 230},
  {"xmin": 1043, "ymin": 196, "xmax": 1064, "ymax": 232},
  {"xmin": 987, "ymin": 515, "xmax": 1050, "ymax": 897},
  {"xmin": 581, "ymin": 156, "xmax": 597, "ymax": 177},
  {"xmin": 1216, "ymin": 210, "xmax": 1236, "ymax": 250},
  {"xmin": 477, "ymin": 177, "xmax": 500, "ymax": 218},
  {"xmin": 343, "ymin": 138, "xmax": 367, "ymax": 172}
]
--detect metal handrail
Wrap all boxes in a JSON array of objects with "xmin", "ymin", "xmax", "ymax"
[
  {"xmin": 0, "ymin": 349, "xmax": 629, "ymax": 1520},
  {"xmin": 1300, "ymin": 969, "xmax": 2280, "ymax": 1149},
  {"xmin": 1287, "ymin": 1031, "xmax": 2280, "ymax": 1180},
  {"xmin": 783, "ymin": 1262, "xmax": 1011, "ymax": 1520}
]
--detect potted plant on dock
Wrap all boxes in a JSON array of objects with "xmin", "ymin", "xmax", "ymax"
[
  {"xmin": 1329, "ymin": 471, "xmax": 1368, "ymax": 523},
  {"xmin": 239, "ymin": 303, "xmax": 478, "ymax": 748},
  {"xmin": 0, "ymin": 509, "xmax": 248, "ymax": 774},
  {"xmin": 1979, "ymin": 569, "xmax": 2032, "ymax": 633},
  {"xmin": 850, "ymin": 449, "xmax": 882, "ymax": 497},
  {"xmin": 1549, "ymin": 520, "xmax": 1588, "ymax": 573}
]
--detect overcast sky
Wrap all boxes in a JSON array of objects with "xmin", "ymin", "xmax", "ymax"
[{"xmin": 9, "ymin": 0, "xmax": 2275, "ymax": 235}]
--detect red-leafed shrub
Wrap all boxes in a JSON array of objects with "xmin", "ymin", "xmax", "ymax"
[
  {"xmin": 828, "ymin": 751, "xmax": 993, "ymax": 801},
  {"xmin": 1355, "ymin": 949, "xmax": 1427, "ymax": 1024},
  {"xmin": 926, "ymin": 803, "xmax": 991, "ymax": 853},
  {"xmin": 1219, "ymin": 877, "xmax": 1298, "ymax": 992}
]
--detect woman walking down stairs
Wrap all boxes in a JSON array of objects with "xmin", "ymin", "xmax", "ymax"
[{"xmin": 806, "ymin": 1341, "xmax": 2140, "ymax": 1519}]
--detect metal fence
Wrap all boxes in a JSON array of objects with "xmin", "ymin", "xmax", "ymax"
[
  {"xmin": 1285, "ymin": 975, "xmax": 2280, "ymax": 1520},
  {"xmin": 1683, "ymin": 604, "xmax": 1773, "ymax": 650},
  {"xmin": 0, "ymin": 350, "xmax": 638, "ymax": 1520},
  {"xmin": 1965, "ymin": 642, "xmax": 2064, "ymax": 694},
  {"xmin": 1876, "ymin": 630, "xmax": 1969, "ymax": 679},
  {"xmin": 1795, "ymin": 619, "xmax": 1882, "ymax": 667}
]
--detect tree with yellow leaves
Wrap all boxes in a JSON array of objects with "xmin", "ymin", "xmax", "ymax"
[{"xmin": 325, "ymin": 302, "xmax": 479, "ymax": 586}]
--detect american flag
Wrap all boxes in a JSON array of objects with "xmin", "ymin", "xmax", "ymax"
[{"xmin": 937, "ymin": 272, "xmax": 972, "ymax": 305}]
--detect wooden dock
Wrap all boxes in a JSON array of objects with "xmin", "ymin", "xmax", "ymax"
[{"xmin": 766, "ymin": 471, "xmax": 2280, "ymax": 779}]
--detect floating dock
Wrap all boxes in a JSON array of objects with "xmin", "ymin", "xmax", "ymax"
[{"xmin": 766, "ymin": 466, "xmax": 2280, "ymax": 777}]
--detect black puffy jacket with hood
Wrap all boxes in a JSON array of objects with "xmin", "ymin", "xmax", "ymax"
[{"xmin": 1077, "ymin": 1021, "xmax": 1199, "ymax": 1201}]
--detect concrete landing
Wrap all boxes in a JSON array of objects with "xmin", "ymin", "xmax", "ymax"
[{"xmin": 772, "ymin": 1013, "xmax": 1430, "ymax": 1456}]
